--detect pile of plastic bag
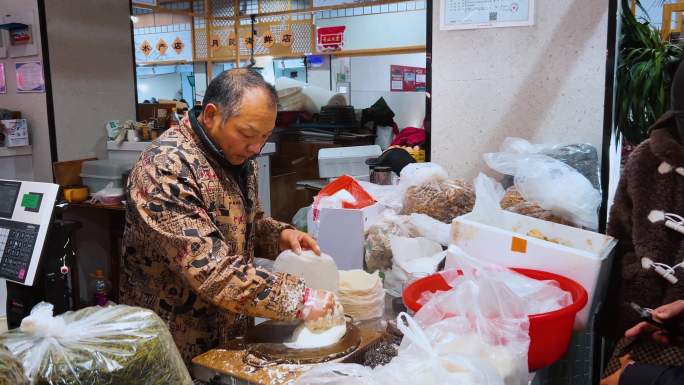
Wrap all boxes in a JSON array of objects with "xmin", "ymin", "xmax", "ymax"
[
  {"xmin": 365, "ymin": 212, "xmax": 450, "ymax": 274},
  {"xmin": 0, "ymin": 302, "xmax": 192, "ymax": 385},
  {"xmin": 364, "ymin": 213, "xmax": 420, "ymax": 272},
  {"xmin": 484, "ymin": 138, "xmax": 601, "ymax": 229},
  {"xmin": 295, "ymin": 246, "xmax": 572, "ymax": 385}
]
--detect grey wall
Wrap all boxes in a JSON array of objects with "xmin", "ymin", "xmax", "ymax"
[
  {"xmin": 0, "ymin": 0, "xmax": 52, "ymax": 182},
  {"xmin": 431, "ymin": 0, "xmax": 610, "ymax": 179},
  {"xmin": 45, "ymin": 0, "xmax": 136, "ymax": 161}
]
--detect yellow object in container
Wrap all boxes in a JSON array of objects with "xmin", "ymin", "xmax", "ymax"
[{"xmin": 63, "ymin": 186, "xmax": 89, "ymax": 203}]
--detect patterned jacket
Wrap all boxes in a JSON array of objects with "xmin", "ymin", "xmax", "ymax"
[{"xmin": 120, "ymin": 117, "xmax": 305, "ymax": 365}]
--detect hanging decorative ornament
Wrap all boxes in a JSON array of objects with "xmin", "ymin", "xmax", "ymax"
[
  {"xmin": 243, "ymin": 33, "xmax": 254, "ymax": 49},
  {"xmin": 262, "ymin": 30, "xmax": 275, "ymax": 49},
  {"xmin": 172, "ymin": 37, "xmax": 185, "ymax": 55},
  {"xmin": 281, "ymin": 27, "xmax": 294, "ymax": 48},
  {"xmin": 210, "ymin": 35, "xmax": 221, "ymax": 52},
  {"xmin": 228, "ymin": 31, "xmax": 238, "ymax": 50},
  {"xmin": 156, "ymin": 38, "xmax": 168, "ymax": 56},
  {"xmin": 140, "ymin": 40, "xmax": 152, "ymax": 56}
]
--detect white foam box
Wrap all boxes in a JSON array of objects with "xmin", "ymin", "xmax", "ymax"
[
  {"xmin": 448, "ymin": 210, "xmax": 617, "ymax": 329},
  {"xmin": 318, "ymin": 145, "xmax": 382, "ymax": 179},
  {"xmin": 308, "ymin": 202, "xmax": 382, "ymax": 271}
]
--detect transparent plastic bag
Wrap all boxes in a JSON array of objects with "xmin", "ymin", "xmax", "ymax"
[
  {"xmin": 401, "ymin": 179, "xmax": 475, "ymax": 223},
  {"xmin": 292, "ymin": 206, "xmax": 310, "ymax": 232},
  {"xmin": 0, "ymin": 344, "xmax": 28, "ymax": 385},
  {"xmin": 414, "ymin": 247, "xmax": 570, "ymax": 382},
  {"xmin": 408, "ymin": 213, "xmax": 451, "ymax": 246},
  {"xmin": 483, "ymin": 144, "xmax": 601, "ymax": 229},
  {"xmin": 500, "ymin": 187, "xmax": 574, "ymax": 226},
  {"xmin": 364, "ymin": 212, "xmax": 419, "ymax": 272},
  {"xmin": 0, "ymin": 302, "xmax": 192, "ymax": 385},
  {"xmin": 296, "ymin": 312, "xmax": 509, "ymax": 385},
  {"xmin": 398, "ymin": 162, "xmax": 448, "ymax": 189},
  {"xmin": 422, "ymin": 246, "xmax": 572, "ymax": 327},
  {"xmin": 370, "ymin": 163, "xmax": 449, "ymax": 210},
  {"xmin": 494, "ymin": 138, "xmax": 600, "ymax": 190}
]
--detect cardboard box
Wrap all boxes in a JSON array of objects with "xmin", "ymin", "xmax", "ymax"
[
  {"xmin": 308, "ymin": 203, "xmax": 382, "ymax": 270},
  {"xmin": 1, "ymin": 119, "xmax": 29, "ymax": 147},
  {"xmin": 448, "ymin": 210, "xmax": 617, "ymax": 329}
]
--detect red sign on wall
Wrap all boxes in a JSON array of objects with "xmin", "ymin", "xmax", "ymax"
[
  {"xmin": 317, "ymin": 26, "xmax": 346, "ymax": 51},
  {"xmin": 390, "ymin": 65, "xmax": 426, "ymax": 92}
]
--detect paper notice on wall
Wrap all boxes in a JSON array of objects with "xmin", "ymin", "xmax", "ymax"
[
  {"xmin": 390, "ymin": 65, "xmax": 426, "ymax": 92},
  {"xmin": 15, "ymin": 61, "xmax": 45, "ymax": 93},
  {"xmin": 0, "ymin": 64, "xmax": 6, "ymax": 94},
  {"xmin": 441, "ymin": 0, "xmax": 534, "ymax": 30}
]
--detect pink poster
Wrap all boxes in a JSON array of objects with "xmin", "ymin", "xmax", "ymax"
[
  {"xmin": 16, "ymin": 61, "xmax": 45, "ymax": 93},
  {"xmin": 0, "ymin": 64, "xmax": 6, "ymax": 94}
]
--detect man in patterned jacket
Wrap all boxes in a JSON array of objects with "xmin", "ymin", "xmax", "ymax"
[{"xmin": 121, "ymin": 69, "xmax": 335, "ymax": 365}]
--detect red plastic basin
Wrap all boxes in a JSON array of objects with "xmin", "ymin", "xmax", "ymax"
[{"xmin": 402, "ymin": 268, "xmax": 588, "ymax": 372}]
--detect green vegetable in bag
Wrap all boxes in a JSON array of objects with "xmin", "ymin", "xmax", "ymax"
[
  {"xmin": 0, "ymin": 344, "xmax": 28, "ymax": 385},
  {"xmin": 0, "ymin": 302, "xmax": 192, "ymax": 385}
]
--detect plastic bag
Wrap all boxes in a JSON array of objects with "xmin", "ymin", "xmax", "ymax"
[
  {"xmin": 313, "ymin": 175, "xmax": 375, "ymax": 212},
  {"xmin": 401, "ymin": 179, "xmax": 475, "ymax": 223},
  {"xmin": 312, "ymin": 175, "xmax": 376, "ymax": 238},
  {"xmin": 423, "ymin": 246, "xmax": 572, "ymax": 326},
  {"xmin": 292, "ymin": 205, "xmax": 310, "ymax": 232},
  {"xmin": 500, "ymin": 187, "xmax": 574, "ymax": 226},
  {"xmin": 0, "ymin": 302, "xmax": 192, "ymax": 385},
  {"xmin": 274, "ymin": 250, "xmax": 339, "ymax": 292},
  {"xmin": 296, "ymin": 312, "xmax": 509, "ymax": 385},
  {"xmin": 87, "ymin": 182, "xmax": 124, "ymax": 206},
  {"xmin": 0, "ymin": 344, "xmax": 28, "ymax": 385},
  {"xmin": 384, "ymin": 236, "xmax": 446, "ymax": 297},
  {"xmin": 493, "ymin": 138, "xmax": 600, "ymax": 190},
  {"xmin": 408, "ymin": 213, "xmax": 451, "ymax": 246},
  {"xmin": 364, "ymin": 212, "xmax": 419, "ymax": 272},
  {"xmin": 411, "ymin": 246, "xmax": 570, "ymax": 382},
  {"xmin": 375, "ymin": 125, "xmax": 395, "ymax": 150},
  {"xmin": 483, "ymin": 143, "xmax": 601, "ymax": 229},
  {"xmin": 398, "ymin": 162, "xmax": 448, "ymax": 190},
  {"xmin": 471, "ymin": 173, "xmax": 574, "ymax": 227}
]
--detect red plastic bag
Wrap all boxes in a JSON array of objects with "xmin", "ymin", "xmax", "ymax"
[{"xmin": 315, "ymin": 175, "xmax": 375, "ymax": 210}]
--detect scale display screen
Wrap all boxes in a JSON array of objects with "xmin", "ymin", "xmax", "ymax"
[{"xmin": 0, "ymin": 181, "xmax": 20, "ymax": 219}]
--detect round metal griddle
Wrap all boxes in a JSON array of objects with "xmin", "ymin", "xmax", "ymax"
[{"xmin": 243, "ymin": 319, "xmax": 361, "ymax": 365}]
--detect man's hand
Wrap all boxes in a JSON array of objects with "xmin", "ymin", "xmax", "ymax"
[
  {"xmin": 625, "ymin": 300, "xmax": 684, "ymax": 344},
  {"xmin": 298, "ymin": 288, "xmax": 335, "ymax": 321},
  {"xmin": 600, "ymin": 355, "xmax": 634, "ymax": 385},
  {"xmin": 279, "ymin": 228, "xmax": 321, "ymax": 255}
]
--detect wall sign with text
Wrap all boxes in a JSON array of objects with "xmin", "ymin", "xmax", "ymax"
[
  {"xmin": 317, "ymin": 26, "xmax": 346, "ymax": 52},
  {"xmin": 390, "ymin": 65, "xmax": 426, "ymax": 92},
  {"xmin": 134, "ymin": 30, "xmax": 192, "ymax": 64},
  {"xmin": 440, "ymin": 0, "xmax": 534, "ymax": 30}
]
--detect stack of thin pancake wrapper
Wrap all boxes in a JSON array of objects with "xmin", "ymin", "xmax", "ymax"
[{"xmin": 338, "ymin": 270, "xmax": 385, "ymax": 321}]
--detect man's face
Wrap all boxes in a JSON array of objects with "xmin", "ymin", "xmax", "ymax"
[{"xmin": 201, "ymin": 87, "xmax": 277, "ymax": 165}]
